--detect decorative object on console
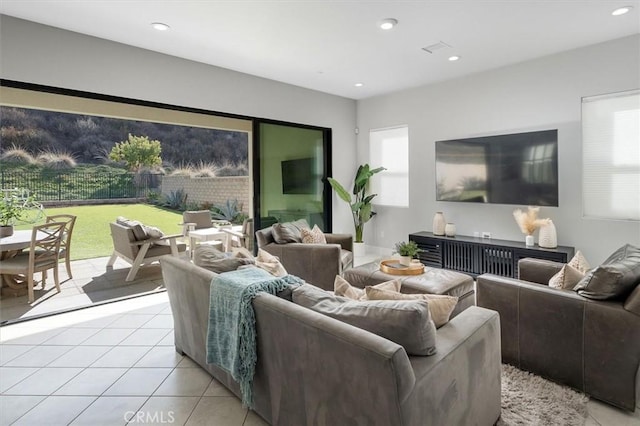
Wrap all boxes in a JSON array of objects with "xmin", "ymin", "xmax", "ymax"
[
  {"xmin": 445, "ymin": 223, "xmax": 456, "ymax": 237},
  {"xmin": 432, "ymin": 212, "xmax": 446, "ymax": 236},
  {"xmin": 513, "ymin": 206, "xmax": 548, "ymax": 246},
  {"xmin": 379, "ymin": 259, "xmax": 425, "ymax": 275},
  {"xmin": 538, "ymin": 219, "xmax": 558, "ymax": 248},
  {"xmin": 327, "ymin": 163, "xmax": 385, "ymax": 243}
]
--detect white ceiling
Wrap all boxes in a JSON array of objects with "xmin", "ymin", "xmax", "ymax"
[{"xmin": 1, "ymin": 1, "xmax": 639, "ymax": 100}]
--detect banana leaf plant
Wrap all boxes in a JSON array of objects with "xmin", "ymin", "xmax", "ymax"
[{"xmin": 328, "ymin": 164, "xmax": 385, "ymax": 243}]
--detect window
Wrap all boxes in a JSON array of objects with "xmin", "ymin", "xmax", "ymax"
[
  {"xmin": 582, "ymin": 89, "xmax": 640, "ymax": 220},
  {"xmin": 369, "ymin": 125, "xmax": 409, "ymax": 207}
]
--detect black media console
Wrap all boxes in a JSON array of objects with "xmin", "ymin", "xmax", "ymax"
[{"xmin": 409, "ymin": 231, "xmax": 575, "ymax": 279}]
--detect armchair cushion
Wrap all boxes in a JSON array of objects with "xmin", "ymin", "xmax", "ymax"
[
  {"xmin": 292, "ymin": 283, "xmax": 437, "ymax": 356},
  {"xmin": 271, "ymin": 219, "xmax": 310, "ymax": 244},
  {"xmin": 574, "ymin": 244, "xmax": 640, "ymax": 300}
]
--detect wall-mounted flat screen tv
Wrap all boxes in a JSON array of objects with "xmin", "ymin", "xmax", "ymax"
[
  {"xmin": 435, "ymin": 129, "xmax": 558, "ymax": 206},
  {"xmin": 281, "ymin": 157, "xmax": 316, "ymax": 194}
]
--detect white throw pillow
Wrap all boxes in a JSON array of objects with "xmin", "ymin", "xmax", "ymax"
[
  {"xmin": 255, "ymin": 249, "xmax": 288, "ymax": 277},
  {"xmin": 333, "ymin": 275, "xmax": 401, "ymax": 300}
]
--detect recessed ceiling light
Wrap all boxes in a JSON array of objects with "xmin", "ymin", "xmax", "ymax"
[
  {"xmin": 354, "ymin": 83, "xmax": 364, "ymax": 87},
  {"xmin": 448, "ymin": 56, "xmax": 460, "ymax": 61},
  {"xmin": 612, "ymin": 6, "xmax": 633, "ymax": 15},
  {"xmin": 379, "ymin": 18, "xmax": 398, "ymax": 30},
  {"xmin": 151, "ymin": 22, "xmax": 170, "ymax": 31}
]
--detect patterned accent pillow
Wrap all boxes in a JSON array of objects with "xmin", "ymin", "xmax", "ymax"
[
  {"xmin": 568, "ymin": 250, "xmax": 590, "ymax": 273},
  {"xmin": 548, "ymin": 264, "xmax": 586, "ymax": 289},
  {"xmin": 301, "ymin": 225, "xmax": 327, "ymax": 244},
  {"xmin": 333, "ymin": 275, "xmax": 401, "ymax": 300},
  {"xmin": 364, "ymin": 287, "xmax": 458, "ymax": 328}
]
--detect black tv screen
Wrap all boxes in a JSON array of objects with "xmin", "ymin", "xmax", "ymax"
[
  {"xmin": 281, "ymin": 158, "xmax": 316, "ymax": 194},
  {"xmin": 435, "ymin": 129, "xmax": 558, "ymax": 206}
]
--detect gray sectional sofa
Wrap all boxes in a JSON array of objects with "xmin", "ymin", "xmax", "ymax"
[{"xmin": 160, "ymin": 256, "xmax": 502, "ymax": 426}]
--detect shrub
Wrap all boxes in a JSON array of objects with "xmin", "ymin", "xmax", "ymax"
[
  {"xmin": 162, "ymin": 189, "xmax": 187, "ymax": 210},
  {"xmin": 109, "ymin": 134, "xmax": 162, "ymax": 172},
  {"xmin": 211, "ymin": 199, "xmax": 245, "ymax": 224},
  {"xmin": 1, "ymin": 145, "xmax": 36, "ymax": 165},
  {"xmin": 36, "ymin": 150, "xmax": 77, "ymax": 169},
  {"xmin": 193, "ymin": 162, "xmax": 218, "ymax": 178}
]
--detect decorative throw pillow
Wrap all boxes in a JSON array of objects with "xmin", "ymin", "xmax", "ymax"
[
  {"xmin": 271, "ymin": 219, "xmax": 310, "ymax": 244},
  {"xmin": 194, "ymin": 245, "xmax": 255, "ymax": 273},
  {"xmin": 116, "ymin": 216, "xmax": 148, "ymax": 241},
  {"xmin": 549, "ymin": 264, "xmax": 586, "ymax": 289},
  {"xmin": 232, "ymin": 247, "xmax": 255, "ymax": 259},
  {"xmin": 255, "ymin": 249, "xmax": 288, "ymax": 277},
  {"xmin": 364, "ymin": 287, "xmax": 458, "ymax": 328},
  {"xmin": 568, "ymin": 250, "xmax": 590, "ymax": 273},
  {"xmin": 292, "ymin": 283, "xmax": 437, "ymax": 356},
  {"xmin": 334, "ymin": 275, "xmax": 401, "ymax": 301},
  {"xmin": 574, "ymin": 244, "xmax": 640, "ymax": 300},
  {"xmin": 301, "ymin": 225, "xmax": 327, "ymax": 244},
  {"xmin": 143, "ymin": 225, "xmax": 164, "ymax": 239}
]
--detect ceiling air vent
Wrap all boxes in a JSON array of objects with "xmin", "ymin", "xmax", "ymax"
[{"xmin": 421, "ymin": 41, "xmax": 451, "ymax": 54}]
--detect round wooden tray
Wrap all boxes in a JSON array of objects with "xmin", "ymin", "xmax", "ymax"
[{"xmin": 379, "ymin": 259, "xmax": 425, "ymax": 275}]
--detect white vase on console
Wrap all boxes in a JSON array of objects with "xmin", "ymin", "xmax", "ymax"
[
  {"xmin": 433, "ymin": 212, "xmax": 446, "ymax": 236},
  {"xmin": 538, "ymin": 220, "xmax": 557, "ymax": 248}
]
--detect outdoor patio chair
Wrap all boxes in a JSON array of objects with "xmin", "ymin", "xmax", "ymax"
[
  {"xmin": 222, "ymin": 218, "xmax": 254, "ymax": 252},
  {"xmin": 0, "ymin": 221, "xmax": 66, "ymax": 303},
  {"xmin": 107, "ymin": 222, "xmax": 187, "ymax": 281},
  {"xmin": 46, "ymin": 214, "xmax": 77, "ymax": 279}
]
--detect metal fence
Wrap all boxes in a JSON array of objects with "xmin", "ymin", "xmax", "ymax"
[{"xmin": 0, "ymin": 171, "xmax": 163, "ymax": 202}]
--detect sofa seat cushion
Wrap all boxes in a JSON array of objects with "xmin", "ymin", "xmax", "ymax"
[
  {"xmin": 574, "ymin": 244, "xmax": 640, "ymax": 300},
  {"xmin": 292, "ymin": 283, "xmax": 437, "ymax": 356}
]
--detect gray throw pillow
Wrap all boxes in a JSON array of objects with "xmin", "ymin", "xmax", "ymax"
[
  {"xmin": 574, "ymin": 244, "xmax": 640, "ymax": 300},
  {"xmin": 271, "ymin": 219, "xmax": 310, "ymax": 244},
  {"xmin": 292, "ymin": 284, "xmax": 437, "ymax": 356},
  {"xmin": 194, "ymin": 245, "xmax": 255, "ymax": 273},
  {"xmin": 116, "ymin": 216, "xmax": 148, "ymax": 241}
]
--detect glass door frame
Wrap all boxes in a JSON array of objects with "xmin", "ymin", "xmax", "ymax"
[{"xmin": 252, "ymin": 118, "xmax": 332, "ymax": 233}]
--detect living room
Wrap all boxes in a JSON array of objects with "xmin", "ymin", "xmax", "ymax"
[{"xmin": 1, "ymin": 2, "xmax": 639, "ymax": 425}]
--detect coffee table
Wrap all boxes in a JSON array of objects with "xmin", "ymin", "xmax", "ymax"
[{"xmin": 343, "ymin": 260, "xmax": 475, "ymax": 318}]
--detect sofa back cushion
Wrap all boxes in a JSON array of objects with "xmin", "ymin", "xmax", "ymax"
[
  {"xmin": 624, "ymin": 284, "xmax": 640, "ymax": 316},
  {"xmin": 292, "ymin": 283, "xmax": 437, "ymax": 356},
  {"xmin": 574, "ymin": 244, "xmax": 640, "ymax": 300}
]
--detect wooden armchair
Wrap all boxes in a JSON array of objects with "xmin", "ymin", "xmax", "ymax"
[
  {"xmin": 107, "ymin": 222, "xmax": 187, "ymax": 281},
  {"xmin": 45, "ymin": 214, "xmax": 77, "ymax": 278}
]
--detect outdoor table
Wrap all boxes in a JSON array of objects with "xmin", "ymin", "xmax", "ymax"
[
  {"xmin": 0, "ymin": 229, "xmax": 46, "ymax": 298},
  {"xmin": 187, "ymin": 227, "xmax": 232, "ymax": 257}
]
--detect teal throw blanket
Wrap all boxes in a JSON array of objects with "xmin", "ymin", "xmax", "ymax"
[{"xmin": 206, "ymin": 267, "xmax": 303, "ymax": 408}]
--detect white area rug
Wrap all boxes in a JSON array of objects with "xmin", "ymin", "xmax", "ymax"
[{"xmin": 498, "ymin": 364, "xmax": 589, "ymax": 426}]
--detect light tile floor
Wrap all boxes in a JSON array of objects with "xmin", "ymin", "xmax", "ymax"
[
  {"xmin": 0, "ymin": 256, "xmax": 639, "ymax": 425},
  {"xmin": 0, "ymin": 292, "xmax": 268, "ymax": 426}
]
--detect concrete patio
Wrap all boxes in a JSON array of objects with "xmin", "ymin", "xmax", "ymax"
[{"xmin": 0, "ymin": 256, "xmax": 169, "ymax": 325}]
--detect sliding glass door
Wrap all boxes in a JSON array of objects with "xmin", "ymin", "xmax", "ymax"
[{"xmin": 254, "ymin": 120, "xmax": 331, "ymax": 232}]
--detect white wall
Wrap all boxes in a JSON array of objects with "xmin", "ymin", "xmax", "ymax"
[
  {"xmin": 358, "ymin": 35, "xmax": 640, "ymax": 263},
  {"xmin": 0, "ymin": 15, "xmax": 357, "ymax": 234}
]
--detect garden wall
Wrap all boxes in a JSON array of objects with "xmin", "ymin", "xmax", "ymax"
[{"xmin": 161, "ymin": 176, "xmax": 250, "ymax": 211}]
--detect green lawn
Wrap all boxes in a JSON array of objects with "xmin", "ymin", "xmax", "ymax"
[{"xmin": 15, "ymin": 204, "xmax": 183, "ymax": 261}]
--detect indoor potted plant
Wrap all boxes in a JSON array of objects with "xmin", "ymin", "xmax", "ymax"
[
  {"xmin": 394, "ymin": 240, "xmax": 422, "ymax": 266},
  {"xmin": 0, "ymin": 188, "xmax": 37, "ymax": 237},
  {"xmin": 328, "ymin": 163, "xmax": 385, "ymax": 257}
]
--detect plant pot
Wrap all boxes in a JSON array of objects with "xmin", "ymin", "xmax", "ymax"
[
  {"xmin": 399, "ymin": 256, "xmax": 412, "ymax": 266},
  {"xmin": 353, "ymin": 242, "xmax": 366, "ymax": 257},
  {"xmin": 0, "ymin": 225, "xmax": 14, "ymax": 238}
]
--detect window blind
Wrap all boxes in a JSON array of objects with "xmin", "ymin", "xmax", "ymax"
[{"xmin": 582, "ymin": 89, "xmax": 640, "ymax": 220}]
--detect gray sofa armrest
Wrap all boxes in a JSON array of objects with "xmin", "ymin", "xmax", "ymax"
[
  {"xmin": 325, "ymin": 233, "xmax": 353, "ymax": 252},
  {"xmin": 518, "ymin": 257, "xmax": 564, "ymax": 284},
  {"xmin": 263, "ymin": 243, "xmax": 343, "ymax": 290}
]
